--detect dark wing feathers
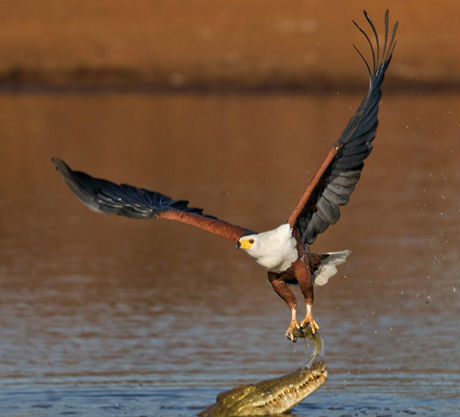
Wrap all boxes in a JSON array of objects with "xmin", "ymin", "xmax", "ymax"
[
  {"xmin": 53, "ymin": 11, "xmax": 397, "ymax": 248},
  {"xmin": 52, "ymin": 157, "xmax": 252, "ymax": 242},
  {"xmin": 52, "ymin": 158, "xmax": 205, "ymax": 218},
  {"xmin": 290, "ymin": 10, "xmax": 398, "ymax": 245}
]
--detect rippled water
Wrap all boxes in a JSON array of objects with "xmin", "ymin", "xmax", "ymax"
[{"xmin": 0, "ymin": 92, "xmax": 458, "ymax": 416}]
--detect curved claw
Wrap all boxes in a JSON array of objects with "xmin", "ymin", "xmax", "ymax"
[
  {"xmin": 285, "ymin": 330, "xmax": 297, "ymax": 343},
  {"xmin": 300, "ymin": 314, "xmax": 319, "ymax": 335},
  {"xmin": 285, "ymin": 319, "xmax": 301, "ymax": 343}
]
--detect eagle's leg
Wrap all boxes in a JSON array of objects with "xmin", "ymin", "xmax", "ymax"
[
  {"xmin": 267, "ymin": 272, "xmax": 300, "ymax": 342},
  {"xmin": 294, "ymin": 261, "xmax": 319, "ymax": 334}
]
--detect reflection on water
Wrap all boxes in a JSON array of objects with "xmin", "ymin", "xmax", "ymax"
[{"xmin": 0, "ymin": 92, "xmax": 458, "ymax": 416}]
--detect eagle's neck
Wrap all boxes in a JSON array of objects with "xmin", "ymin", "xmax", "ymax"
[{"xmin": 248, "ymin": 223, "xmax": 299, "ymax": 273}]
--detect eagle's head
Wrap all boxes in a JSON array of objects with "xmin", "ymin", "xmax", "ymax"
[
  {"xmin": 237, "ymin": 232, "xmax": 264, "ymax": 263},
  {"xmin": 235, "ymin": 224, "xmax": 298, "ymax": 273},
  {"xmin": 236, "ymin": 234, "xmax": 257, "ymax": 251}
]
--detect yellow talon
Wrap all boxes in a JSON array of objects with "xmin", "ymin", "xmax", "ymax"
[
  {"xmin": 301, "ymin": 313, "xmax": 319, "ymax": 334},
  {"xmin": 285, "ymin": 319, "xmax": 301, "ymax": 342}
]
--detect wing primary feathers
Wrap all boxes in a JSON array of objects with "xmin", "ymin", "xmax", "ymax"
[
  {"xmin": 363, "ymin": 10, "xmax": 380, "ymax": 71},
  {"xmin": 352, "ymin": 19, "xmax": 376, "ymax": 74},
  {"xmin": 288, "ymin": 10, "xmax": 398, "ymax": 245},
  {"xmin": 382, "ymin": 10, "xmax": 390, "ymax": 61},
  {"xmin": 352, "ymin": 43, "xmax": 372, "ymax": 79},
  {"xmin": 52, "ymin": 157, "xmax": 253, "ymax": 243},
  {"xmin": 387, "ymin": 23, "xmax": 399, "ymax": 62}
]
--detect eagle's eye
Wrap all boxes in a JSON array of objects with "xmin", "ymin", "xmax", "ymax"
[{"xmin": 249, "ymin": 239, "xmax": 254, "ymax": 244}]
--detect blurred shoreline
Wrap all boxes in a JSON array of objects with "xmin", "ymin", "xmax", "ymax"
[
  {"xmin": 0, "ymin": 70, "xmax": 460, "ymax": 95},
  {"xmin": 1, "ymin": 0, "xmax": 458, "ymax": 95},
  {"xmin": 0, "ymin": 71, "xmax": 457, "ymax": 95}
]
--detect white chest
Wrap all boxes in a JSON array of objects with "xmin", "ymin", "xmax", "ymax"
[{"xmin": 246, "ymin": 224, "xmax": 299, "ymax": 273}]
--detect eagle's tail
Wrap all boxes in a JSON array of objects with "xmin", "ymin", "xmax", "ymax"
[{"xmin": 313, "ymin": 250, "xmax": 351, "ymax": 286}]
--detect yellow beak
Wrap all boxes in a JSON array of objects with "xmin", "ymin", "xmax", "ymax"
[{"xmin": 238, "ymin": 239, "xmax": 253, "ymax": 249}]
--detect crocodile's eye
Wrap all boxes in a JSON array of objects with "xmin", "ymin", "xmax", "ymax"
[{"xmin": 249, "ymin": 239, "xmax": 254, "ymax": 244}]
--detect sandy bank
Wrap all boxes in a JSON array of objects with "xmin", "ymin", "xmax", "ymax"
[{"xmin": 0, "ymin": 0, "xmax": 458, "ymax": 91}]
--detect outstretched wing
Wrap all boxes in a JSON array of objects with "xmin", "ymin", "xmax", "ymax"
[
  {"xmin": 288, "ymin": 10, "xmax": 398, "ymax": 245},
  {"xmin": 52, "ymin": 158, "xmax": 253, "ymax": 243}
]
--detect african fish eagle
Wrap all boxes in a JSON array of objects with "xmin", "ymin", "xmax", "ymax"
[{"xmin": 52, "ymin": 11, "xmax": 398, "ymax": 342}]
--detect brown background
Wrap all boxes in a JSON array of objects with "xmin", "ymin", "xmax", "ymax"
[
  {"xmin": 0, "ymin": 0, "xmax": 458, "ymax": 90},
  {"xmin": 0, "ymin": 1, "xmax": 459, "ymax": 414}
]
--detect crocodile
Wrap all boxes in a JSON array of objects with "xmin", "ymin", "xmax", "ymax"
[{"xmin": 199, "ymin": 327, "xmax": 327, "ymax": 416}]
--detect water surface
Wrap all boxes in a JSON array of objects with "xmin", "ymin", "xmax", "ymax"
[{"xmin": 0, "ymin": 92, "xmax": 458, "ymax": 416}]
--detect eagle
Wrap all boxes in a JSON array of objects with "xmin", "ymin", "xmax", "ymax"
[{"xmin": 52, "ymin": 11, "xmax": 398, "ymax": 342}]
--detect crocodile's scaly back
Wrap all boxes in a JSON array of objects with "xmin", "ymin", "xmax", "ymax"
[
  {"xmin": 199, "ymin": 328, "xmax": 327, "ymax": 417},
  {"xmin": 200, "ymin": 362, "xmax": 327, "ymax": 417}
]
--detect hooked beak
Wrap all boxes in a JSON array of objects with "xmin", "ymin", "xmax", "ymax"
[{"xmin": 237, "ymin": 239, "xmax": 253, "ymax": 249}]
